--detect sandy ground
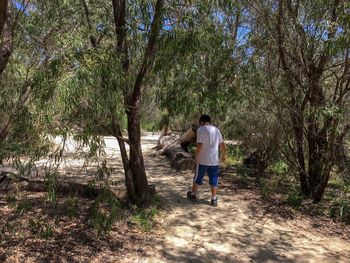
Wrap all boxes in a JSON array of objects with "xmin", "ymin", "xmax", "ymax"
[
  {"xmin": 1, "ymin": 133, "xmax": 350, "ymax": 263},
  {"xmin": 134, "ymin": 134, "xmax": 350, "ymax": 263}
]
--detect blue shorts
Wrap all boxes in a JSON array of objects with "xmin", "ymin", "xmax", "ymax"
[{"xmin": 193, "ymin": 164, "xmax": 220, "ymax": 187}]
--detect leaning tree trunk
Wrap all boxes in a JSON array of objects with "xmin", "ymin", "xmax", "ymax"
[
  {"xmin": 126, "ymin": 103, "xmax": 149, "ymax": 205},
  {"xmin": 0, "ymin": 0, "xmax": 8, "ymax": 38},
  {"xmin": 111, "ymin": 0, "xmax": 164, "ymax": 206},
  {"xmin": 0, "ymin": 1, "xmax": 13, "ymax": 76}
]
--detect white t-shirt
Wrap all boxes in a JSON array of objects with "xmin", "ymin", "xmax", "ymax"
[{"xmin": 196, "ymin": 124, "xmax": 223, "ymax": 166}]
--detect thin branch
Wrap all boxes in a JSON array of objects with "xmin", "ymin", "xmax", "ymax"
[
  {"xmin": 132, "ymin": 0, "xmax": 164, "ymax": 104},
  {"xmin": 80, "ymin": 0, "xmax": 97, "ymax": 47}
]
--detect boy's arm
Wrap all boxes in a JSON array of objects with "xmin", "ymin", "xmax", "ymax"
[
  {"xmin": 195, "ymin": 143, "xmax": 203, "ymax": 164},
  {"xmin": 220, "ymin": 142, "xmax": 226, "ymax": 163}
]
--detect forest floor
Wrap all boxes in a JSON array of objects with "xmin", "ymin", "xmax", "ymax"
[{"xmin": 1, "ymin": 133, "xmax": 350, "ymax": 262}]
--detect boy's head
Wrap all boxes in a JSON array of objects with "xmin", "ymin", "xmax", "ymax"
[{"xmin": 199, "ymin": 114, "xmax": 211, "ymax": 125}]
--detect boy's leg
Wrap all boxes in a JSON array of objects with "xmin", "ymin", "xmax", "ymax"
[
  {"xmin": 192, "ymin": 183, "xmax": 199, "ymax": 193},
  {"xmin": 188, "ymin": 165, "xmax": 206, "ymax": 199},
  {"xmin": 211, "ymin": 186, "xmax": 217, "ymax": 198},
  {"xmin": 208, "ymin": 166, "xmax": 220, "ymax": 205}
]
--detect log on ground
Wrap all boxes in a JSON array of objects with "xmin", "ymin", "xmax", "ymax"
[
  {"xmin": 0, "ymin": 168, "xmax": 122, "ymax": 199},
  {"xmin": 156, "ymin": 134, "xmax": 195, "ymax": 170}
]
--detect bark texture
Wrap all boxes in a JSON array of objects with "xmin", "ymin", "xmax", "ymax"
[
  {"xmin": 0, "ymin": 0, "xmax": 8, "ymax": 37},
  {"xmin": 111, "ymin": 0, "xmax": 164, "ymax": 206},
  {"xmin": 155, "ymin": 135, "xmax": 195, "ymax": 171}
]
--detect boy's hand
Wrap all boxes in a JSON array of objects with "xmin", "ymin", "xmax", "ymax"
[{"xmin": 220, "ymin": 155, "xmax": 226, "ymax": 163}]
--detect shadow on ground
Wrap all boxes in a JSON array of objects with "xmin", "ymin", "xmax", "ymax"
[{"xmin": 144, "ymin": 152, "xmax": 350, "ymax": 263}]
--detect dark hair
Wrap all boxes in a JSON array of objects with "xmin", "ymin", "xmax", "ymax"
[{"xmin": 199, "ymin": 114, "xmax": 211, "ymax": 123}]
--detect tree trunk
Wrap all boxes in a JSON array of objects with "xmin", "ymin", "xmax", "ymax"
[
  {"xmin": 111, "ymin": 114, "xmax": 138, "ymax": 202},
  {"xmin": 291, "ymin": 109, "xmax": 309, "ymax": 196},
  {"xmin": 111, "ymin": 0, "xmax": 164, "ymax": 206},
  {"xmin": 0, "ymin": 0, "xmax": 7, "ymax": 37},
  {"xmin": 0, "ymin": 6, "xmax": 13, "ymax": 76},
  {"xmin": 126, "ymin": 103, "xmax": 149, "ymax": 205}
]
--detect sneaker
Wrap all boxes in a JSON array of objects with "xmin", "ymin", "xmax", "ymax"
[
  {"xmin": 211, "ymin": 198, "xmax": 218, "ymax": 206},
  {"xmin": 187, "ymin": 191, "xmax": 197, "ymax": 201}
]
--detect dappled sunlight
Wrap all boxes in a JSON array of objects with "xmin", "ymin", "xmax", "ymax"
[
  {"xmin": 143, "ymin": 142, "xmax": 350, "ymax": 263},
  {"xmin": 2, "ymin": 134, "xmax": 349, "ymax": 262}
]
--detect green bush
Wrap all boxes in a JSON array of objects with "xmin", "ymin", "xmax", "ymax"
[
  {"xmin": 130, "ymin": 205, "xmax": 158, "ymax": 232},
  {"xmin": 45, "ymin": 172, "xmax": 59, "ymax": 205},
  {"xmin": 61, "ymin": 197, "xmax": 80, "ymax": 219},
  {"xmin": 16, "ymin": 197, "xmax": 33, "ymax": 214},
  {"xmin": 285, "ymin": 192, "xmax": 303, "ymax": 209},
  {"xmin": 269, "ymin": 161, "xmax": 288, "ymax": 176},
  {"xmin": 259, "ymin": 178, "xmax": 279, "ymax": 199},
  {"xmin": 87, "ymin": 186, "xmax": 120, "ymax": 234},
  {"xmin": 29, "ymin": 219, "xmax": 54, "ymax": 239},
  {"xmin": 226, "ymin": 144, "xmax": 245, "ymax": 165},
  {"xmin": 329, "ymin": 197, "xmax": 350, "ymax": 224}
]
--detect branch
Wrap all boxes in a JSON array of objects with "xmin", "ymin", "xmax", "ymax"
[
  {"xmin": 112, "ymin": 0, "xmax": 129, "ymax": 72},
  {"xmin": 132, "ymin": 0, "xmax": 164, "ymax": 104},
  {"xmin": 317, "ymin": 0, "xmax": 340, "ymax": 73},
  {"xmin": 80, "ymin": 0, "xmax": 97, "ymax": 48},
  {"xmin": 0, "ymin": 83, "xmax": 32, "ymax": 142}
]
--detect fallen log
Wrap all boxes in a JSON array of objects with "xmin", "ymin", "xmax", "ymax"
[
  {"xmin": 0, "ymin": 167, "xmax": 119, "ymax": 199},
  {"xmin": 155, "ymin": 134, "xmax": 195, "ymax": 171}
]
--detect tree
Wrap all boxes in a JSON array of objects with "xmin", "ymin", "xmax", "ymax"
[
  {"xmin": 110, "ymin": 0, "xmax": 164, "ymax": 206},
  {"xmin": 67, "ymin": 0, "xmax": 165, "ymax": 205},
  {"xmin": 150, "ymin": 1, "xmax": 243, "ymax": 128},
  {"xmin": 247, "ymin": 0, "xmax": 350, "ymax": 202},
  {"xmin": 0, "ymin": 0, "xmax": 8, "ymax": 37},
  {"xmin": 0, "ymin": 1, "xmax": 69, "ymax": 161}
]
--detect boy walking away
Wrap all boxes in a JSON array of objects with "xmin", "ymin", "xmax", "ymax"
[{"xmin": 187, "ymin": 114, "xmax": 226, "ymax": 206}]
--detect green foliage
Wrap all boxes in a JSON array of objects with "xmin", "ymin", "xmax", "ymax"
[
  {"xmin": 141, "ymin": 121, "xmax": 158, "ymax": 132},
  {"xmin": 269, "ymin": 161, "xmax": 289, "ymax": 177},
  {"xmin": 29, "ymin": 219, "xmax": 54, "ymax": 239},
  {"xmin": 225, "ymin": 144, "xmax": 245, "ymax": 165},
  {"xmin": 16, "ymin": 197, "xmax": 33, "ymax": 214},
  {"xmin": 159, "ymin": 111, "xmax": 170, "ymax": 129},
  {"xmin": 328, "ymin": 175, "xmax": 350, "ymax": 193},
  {"xmin": 236, "ymin": 166, "xmax": 255, "ymax": 178},
  {"xmin": 45, "ymin": 172, "xmax": 59, "ymax": 205},
  {"xmin": 87, "ymin": 186, "xmax": 120, "ymax": 234},
  {"xmin": 329, "ymin": 197, "xmax": 350, "ymax": 224},
  {"xmin": 285, "ymin": 192, "xmax": 303, "ymax": 209},
  {"xmin": 259, "ymin": 178, "xmax": 278, "ymax": 199},
  {"xmin": 60, "ymin": 197, "xmax": 80, "ymax": 219},
  {"xmin": 130, "ymin": 205, "xmax": 158, "ymax": 232}
]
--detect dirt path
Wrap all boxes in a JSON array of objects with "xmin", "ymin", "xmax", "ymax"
[
  {"xmin": 135, "ymin": 135, "xmax": 350, "ymax": 263},
  {"xmin": 2, "ymin": 134, "xmax": 349, "ymax": 263}
]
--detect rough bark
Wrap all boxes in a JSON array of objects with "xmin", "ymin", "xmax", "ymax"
[
  {"xmin": 111, "ymin": 0, "xmax": 164, "ymax": 206},
  {"xmin": 276, "ymin": 0, "xmax": 344, "ymax": 202},
  {"xmin": 276, "ymin": 1, "xmax": 309, "ymax": 195},
  {"xmin": 0, "ymin": 0, "xmax": 7, "ymax": 37},
  {"xmin": 0, "ymin": 8, "xmax": 13, "ymax": 76},
  {"xmin": 0, "ymin": 170, "xmax": 120, "ymax": 199}
]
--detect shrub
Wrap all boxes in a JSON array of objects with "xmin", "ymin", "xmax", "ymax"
[
  {"xmin": 16, "ymin": 197, "xmax": 33, "ymax": 214},
  {"xmin": 285, "ymin": 192, "xmax": 303, "ymax": 209},
  {"xmin": 61, "ymin": 197, "xmax": 80, "ymax": 219},
  {"xmin": 130, "ymin": 205, "xmax": 158, "ymax": 232},
  {"xmin": 87, "ymin": 186, "xmax": 120, "ymax": 234},
  {"xmin": 329, "ymin": 197, "xmax": 350, "ymax": 224}
]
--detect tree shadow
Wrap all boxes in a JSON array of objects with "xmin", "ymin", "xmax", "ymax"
[{"xmin": 144, "ymin": 154, "xmax": 350, "ymax": 263}]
